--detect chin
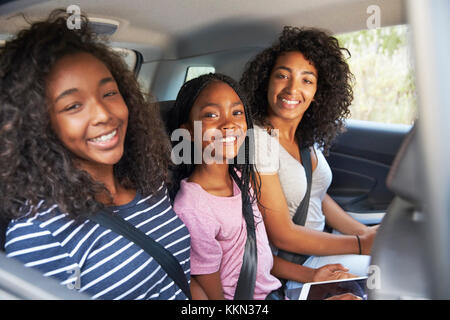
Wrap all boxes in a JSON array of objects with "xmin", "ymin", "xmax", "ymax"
[
  {"xmin": 93, "ymin": 151, "xmax": 125, "ymax": 166},
  {"xmin": 278, "ymin": 109, "xmax": 305, "ymax": 120}
]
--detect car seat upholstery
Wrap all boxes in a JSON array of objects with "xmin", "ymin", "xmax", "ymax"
[
  {"xmin": 157, "ymin": 100, "xmax": 176, "ymax": 134},
  {"xmin": 369, "ymin": 124, "xmax": 432, "ymax": 299}
]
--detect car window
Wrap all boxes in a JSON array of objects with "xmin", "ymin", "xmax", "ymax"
[
  {"xmin": 184, "ymin": 66, "xmax": 215, "ymax": 82},
  {"xmin": 111, "ymin": 47, "xmax": 139, "ymax": 73},
  {"xmin": 336, "ymin": 25, "xmax": 417, "ymax": 125}
]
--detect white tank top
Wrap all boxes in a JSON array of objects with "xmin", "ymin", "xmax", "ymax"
[{"xmin": 253, "ymin": 124, "xmax": 332, "ymax": 231}]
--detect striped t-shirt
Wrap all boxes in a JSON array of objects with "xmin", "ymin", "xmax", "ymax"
[{"xmin": 4, "ymin": 186, "xmax": 191, "ymax": 300}]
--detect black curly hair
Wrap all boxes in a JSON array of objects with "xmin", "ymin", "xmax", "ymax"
[
  {"xmin": 0, "ymin": 10, "xmax": 171, "ymax": 221},
  {"xmin": 240, "ymin": 26, "xmax": 354, "ymax": 154},
  {"xmin": 167, "ymin": 73, "xmax": 261, "ymax": 230}
]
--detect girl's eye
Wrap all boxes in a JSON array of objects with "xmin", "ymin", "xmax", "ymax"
[
  {"xmin": 64, "ymin": 103, "xmax": 82, "ymax": 112},
  {"xmin": 304, "ymin": 79, "xmax": 314, "ymax": 85},
  {"xmin": 233, "ymin": 110, "xmax": 244, "ymax": 116},
  {"xmin": 104, "ymin": 91, "xmax": 118, "ymax": 98},
  {"xmin": 203, "ymin": 112, "xmax": 218, "ymax": 118},
  {"xmin": 276, "ymin": 73, "xmax": 288, "ymax": 80}
]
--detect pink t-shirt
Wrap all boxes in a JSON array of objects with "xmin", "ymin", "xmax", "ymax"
[{"xmin": 173, "ymin": 178, "xmax": 281, "ymax": 300}]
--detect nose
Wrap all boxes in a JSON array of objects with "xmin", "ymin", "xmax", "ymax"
[
  {"xmin": 90, "ymin": 98, "xmax": 112, "ymax": 125},
  {"xmin": 219, "ymin": 114, "xmax": 237, "ymax": 132},
  {"xmin": 285, "ymin": 76, "xmax": 303, "ymax": 95}
]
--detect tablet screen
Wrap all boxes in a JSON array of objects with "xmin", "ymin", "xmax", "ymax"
[{"xmin": 300, "ymin": 277, "xmax": 368, "ymax": 300}]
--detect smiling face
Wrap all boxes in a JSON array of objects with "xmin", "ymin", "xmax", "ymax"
[
  {"xmin": 267, "ymin": 51, "xmax": 318, "ymax": 122},
  {"xmin": 185, "ymin": 81, "xmax": 247, "ymax": 162},
  {"xmin": 47, "ymin": 52, "xmax": 129, "ymax": 174}
]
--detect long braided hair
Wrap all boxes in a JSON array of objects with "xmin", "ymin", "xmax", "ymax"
[{"xmin": 168, "ymin": 73, "xmax": 261, "ymax": 229}]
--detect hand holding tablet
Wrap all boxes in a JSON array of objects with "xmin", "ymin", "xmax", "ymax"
[{"xmin": 298, "ymin": 276, "xmax": 368, "ymax": 300}]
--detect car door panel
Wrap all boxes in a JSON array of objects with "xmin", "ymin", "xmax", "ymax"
[{"xmin": 326, "ymin": 120, "xmax": 411, "ymax": 218}]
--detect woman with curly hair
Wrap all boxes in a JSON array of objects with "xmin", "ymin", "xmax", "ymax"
[
  {"xmin": 240, "ymin": 26, "xmax": 378, "ymax": 297},
  {"xmin": 0, "ymin": 10, "xmax": 193, "ymax": 300}
]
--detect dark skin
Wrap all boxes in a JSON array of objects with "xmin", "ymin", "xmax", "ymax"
[
  {"xmin": 181, "ymin": 81, "xmax": 355, "ymax": 300},
  {"xmin": 183, "ymin": 81, "xmax": 248, "ymax": 299},
  {"xmin": 46, "ymin": 52, "xmax": 204, "ymax": 297},
  {"xmin": 257, "ymin": 51, "xmax": 378, "ymax": 257},
  {"xmin": 46, "ymin": 52, "xmax": 135, "ymax": 206}
]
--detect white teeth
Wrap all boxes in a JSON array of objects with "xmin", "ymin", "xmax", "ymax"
[
  {"xmin": 90, "ymin": 130, "xmax": 117, "ymax": 143},
  {"xmin": 217, "ymin": 136, "xmax": 237, "ymax": 143},
  {"xmin": 282, "ymin": 98, "xmax": 299, "ymax": 105}
]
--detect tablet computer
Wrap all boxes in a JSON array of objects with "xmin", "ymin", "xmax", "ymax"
[{"xmin": 298, "ymin": 276, "xmax": 368, "ymax": 300}]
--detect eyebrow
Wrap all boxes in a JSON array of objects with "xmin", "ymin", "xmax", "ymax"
[
  {"xmin": 54, "ymin": 88, "xmax": 78, "ymax": 103},
  {"xmin": 54, "ymin": 77, "xmax": 115, "ymax": 103},
  {"xmin": 274, "ymin": 66, "xmax": 317, "ymax": 78},
  {"xmin": 199, "ymin": 101, "xmax": 243, "ymax": 109}
]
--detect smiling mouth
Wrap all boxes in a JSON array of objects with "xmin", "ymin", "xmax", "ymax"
[
  {"xmin": 281, "ymin": 98, "xmax": 300, "ymax": 105},
  {"xmin": 88, "ymin": 129, "xmax": 118, "ymax": 144},
  {"xmin": 216, "ymin": 136, "xmax": 238, "ymax": 143}
]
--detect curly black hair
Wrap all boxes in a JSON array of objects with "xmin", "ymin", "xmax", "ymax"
[
  {"xmin": 0, "ymin": 10, "xmax": 171, "ymax": 221},
  {"xmin": 167, "ymin": 73, "xmax": 261, "ymax": 230},
  {"xmin": 240, "ymin": 26, "xmax": 354, "ymax": 154}
]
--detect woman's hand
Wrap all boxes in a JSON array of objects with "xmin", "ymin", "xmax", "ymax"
[
  {"xmin": 312, "ymin": 263, "xmax": 357, "ymax": 282},
  {"xmin": 359, "ymin": 225, "xmax": 379, "ymax": 255}
]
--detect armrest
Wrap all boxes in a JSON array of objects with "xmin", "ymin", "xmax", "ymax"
[{"xmin": 346, "ymin": 211, "xmax": 385, "ymax": 225}]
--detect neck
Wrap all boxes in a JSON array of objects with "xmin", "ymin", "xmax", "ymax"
[
  {"xmin": 189, "ymin": 162, "xmax": 233, "ymax": 192},
  {"xmin": 75, "ymin": 161, "xmax": 122, "ymax": 202},
  {"xmin": 267, "ymin": 113, "xmax": 303, "ymax": 143},
  {"xmin": 192, "ymin": 161, "xmax": 230, "ymax": 181}
]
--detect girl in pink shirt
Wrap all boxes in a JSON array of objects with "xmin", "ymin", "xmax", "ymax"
[{"xmin": 169, "ymin": 73, "xmax": 355, "ymax": 300}]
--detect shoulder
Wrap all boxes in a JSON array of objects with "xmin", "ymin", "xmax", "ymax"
[
  {"xmin": 6, "ymin": 201, "xmax": 63, "ymax": 236},
  {"xmin": 172, "ymin": 179, "xmax": 220, "ymax": 228},
  {"xmin": 311, "ymin": 145, "xmax": 332, "ymax": 177},
  {"xmin": 253, "ymin": 124, "xmax": 277, "ymax": 141},
  {"xmin": 138, "ymin": 183, "xmax": 170, "ymax": 207},
  {"xmin": 172, "ymin": 179, "xmax": 205, "ymax": 216},
  {"xmin": 309, "ymin": 146, "xmax": 318, "ymax": 171},
  {"xmin": 5, "ymin": 203, "xmax": 73, "ymax": 259},
  {"xmin": 252, "ymin": 125, "xmax": 280, "ymax": 174},
  {"xmin": 312, "ymin": 145, "xmax": 327, "ymax": 165}
]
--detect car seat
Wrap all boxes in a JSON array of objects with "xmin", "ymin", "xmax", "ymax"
[{"xmin": 368, "ymin": 123, "xmax": 432, "ymax": 299}]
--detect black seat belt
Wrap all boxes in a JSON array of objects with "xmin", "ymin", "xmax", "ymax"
[
  {"xmin": 230, "ymin": 170, "xmax": 258, "ymax": 300},
  {"xmin": 277, "ymin": 147, "xmax": 313, "ymax": 265},
  {"xmin": 90, "ymin": 209, "xmax": 192, "ymax": 299}
]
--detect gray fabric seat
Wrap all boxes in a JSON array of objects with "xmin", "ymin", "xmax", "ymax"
[
  {"xmin": 157, "ymin": 100, "xmax": 176, "ymax": 134},
  {"xmin": 369, "ymin": 124, "xmax": 431, "ymax": 299}
]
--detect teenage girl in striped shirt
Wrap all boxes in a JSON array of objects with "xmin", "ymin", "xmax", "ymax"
[{"xmin": 0, "ymin": 10, "xmax": 194, "ymax": 300}]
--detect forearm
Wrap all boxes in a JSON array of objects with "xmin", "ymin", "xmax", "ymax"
[
  {"xmin": 271, "ymin": 224, "xmax": 361, "ymax": 256},
  {"xmin": 193, "ymin": 272, "xmax": 225, "ymax": 300},
  {"xmin": 190, "ymin": 276, "xmax": 209, "ymax": 300},
  {"xmin": 322, "ymin": 194, "xmax": 368, "ymax": 235},
  {"xmin": 256, "ymin": 174, "xmax": 361, "ymax": 257},
  {"xmin": 271, "ymin": 255, "xmax": 315, "ymax": 283}
]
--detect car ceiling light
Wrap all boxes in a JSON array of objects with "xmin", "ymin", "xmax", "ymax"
[{"xmin": 88, "ymin": 17, "xmax": 120, "ymax": 35}]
